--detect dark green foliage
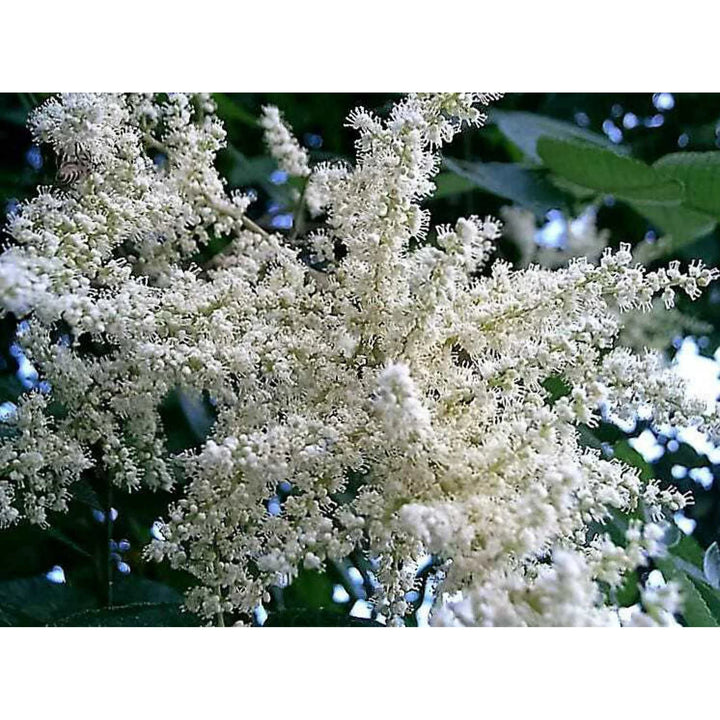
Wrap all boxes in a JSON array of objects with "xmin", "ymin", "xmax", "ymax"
[{"xmin": 264, "ymin": 610, "xmax": 382, "ymax": 627}]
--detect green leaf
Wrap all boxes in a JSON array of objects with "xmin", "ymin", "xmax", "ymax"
[
  {"xmin": 264, "ymin": 608, "xmax": 383, "ymax": 627},
  {"xmin": 614, "ymin": 571, "xmax": 640, "ymax": 608},
  {"xmin": 160, "ymin": 387, "xmax": 216, "ymax": 453},
  {"xmin": 628, "ymin": 201, "xmax": 716, "ymax": 246},
  {"xmin": 0, "ymin": 374, "xmax": 24, "ymax": 403},
  {"xmin": 490, "ymin": 110, "xmax": 622, "ymax": 164},
  {"xmin": 654, "ymin": 152, "xmax": 720, "ymax": 218},
  {"xmin": 212, "ymin": 94, "xmax": 260, "ymax": 128},
  {"xmin": 703, "ymin": 541, "xmax": 720, "ymax": 589},
  {"xmin": 537, "ymin": 137, "xmax": 684, "ymax": 204},
  {"xmin": 0, "ymin": 575, "xmax": 97, "ymax": 625},
  {"xmin": 44, "ymin": 527, "xmax": 93, "ymax": 559},
  {"xmin": 576, "ymin": 424, "xmax": 603, "ymax": 451},
  {"xmin": 52, "ymin": 602, "xmax": 203, "ymax": 627},
  {"xmin": 112, "ymin": 576, "xmax": 184, "ymax": 605},
  {"xmin": 671, "ymin": 534, "xmax": 706, "ymax": 569},
  {"xmin": 676, "ymin": 574, "xmax": 718, "ymax": 626},
  {"xmin": 655, "ymin": 557, "xmax": 718, "ymax": 627},
  {"xmin": 443, "ymin": 158, "xmax": 570, "ymax": 215},
  {"xmin": 284, "ymin": 570, "xmax": 336, "ymax": 610},
  {"xmin": 69, "ymin": 479, "xmax": 103, "ymax": 511},
  {"xmin": 432, "ymin": 171, "xmax": 476, "ymax": 199},
  {"xmin": 0, "ymin": 604, "xmax": 39, "ymax": 627},
  {"xmin": 689, "ymin": 576, "xmax": 720, "ymax": 623},
  {"xmin": 541, "ymin": 373, "xmax": 571, "ymax": 403}
]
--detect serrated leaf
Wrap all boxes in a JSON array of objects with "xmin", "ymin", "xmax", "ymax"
[
  {"xmin": 689, "ymin": 575, "xmax": 720, "ymax": 623},
  {"xmin": 671, "ymin": 534, "xmax": 706, "ymax": 568},
  {"xmin": 537, "ymin": 137, "xmax": 683, "ymax": 204},
  {"xmin": 52, "ymin": 602, "xmax": 203, "ymax": 627},
  {"xmin": 655, "ymin": 557, "xmax": 718, "ymax": 627},
  {"xmin": 0, "ymin": 575, "xmax": 97, "ymax": 625},
  {"xmin": 703, "ymin": 541, "xmax": 720, "ymax": 589},
  {"xmin": 0, "ymin": 604, "xmax": 39, "ymax": 627},
  {"xmin": 676, "ymin": 573, "xmax": 718, "ymax": 626},
  {"xmin": 654, "ymin": 152, "xmax": 720, "ymax": 218},
  {"xmin": 444, "ymin": 158, "xmax": 570, "ymax": 215},
  {"xmin": 491, "ymin": 110, "xmax": 622, "ymax": 164},
  {"xmin": 264, "ymin": 608, "xmax": 383, "ymax": 627}
]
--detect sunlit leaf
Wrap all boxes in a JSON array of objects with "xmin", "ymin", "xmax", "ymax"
[
  {"xmin": 654, "ymin": 152, "xmax": 720, "ymax": 218},
  {"xmin": 537, "ymin": 137, "xmax": 683, "ymax": 204},
  {"xmin": 491, "ymin": 110, "xmax": 622, "ymax": 164},
  {"xmin": 655, "ymin": 557, "xmax": 718, "ymax": 627},
  {"xmin": 444, "ymin": 158, "xmax": 570, "ymax": 215},
  {"xmin": 628, "ymin": 201, "xmax": 716, "ymax": 246}
]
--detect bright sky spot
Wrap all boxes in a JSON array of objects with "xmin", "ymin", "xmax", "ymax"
[
  {"xmin": 671, "ymin": 464, "xmax": 687, "ymax": 479},
  {"xmin": 46, "ymin": 565, "xmax": 66, "ymax": 584},
  {"xmin": 675, "ymin": 513, "xmax": 697, "ymax": 535},
  {"xmin": 689, "ymin": 466, "xmax": 714, "ymax": 489},
  {"xmin": 629, "ymin": 429, "xmax": 664, "ymax": 462},
  {"xmin": 646, "ymin": 569, "xmax": 665, "ymax": 588},
  {"xmin": 678, "ymin": 426, "xmax": 720, "ymax": 463},
  {"xmin": 347, "ymin": 566, "xmax": 363, "ymax": 587},
  {"xmin": 653, "ymin": 93, "xmax": 675, "ymax": 111},
  {"xmin": 535, "ymin": 210, "xmax": 567, "ymax": 249},
  {"xmin": 623, "ymin": 112, "xmax": 639, "ymax": 130},
  {"xmin": 350, "ymin": 600, "xmax": 373, "ymax": 619},
  {"xmin": 673, "ymin": 337, "xmax": 720, "ymax": 411}
]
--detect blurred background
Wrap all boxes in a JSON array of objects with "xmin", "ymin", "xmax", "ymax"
[{"xmin": 1, "ymin": 93, "xmax": 719, "ymax": 626}]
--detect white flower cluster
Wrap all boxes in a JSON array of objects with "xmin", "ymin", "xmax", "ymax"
[
  {"xmin": 259, "ymin": 105, "xmax": 310, "ymax": 178},
  {"xmin": 1, "ymin": 92, "xmax": 717, "ymax": 626}
]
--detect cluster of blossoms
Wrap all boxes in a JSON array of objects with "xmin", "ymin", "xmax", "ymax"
[
  {"xmin": 0, "ymin": 92, "xmax": 718, "ymax": 626},
  {"xmin": 501, "ymin": 204, "xmax": 714, "ymax": 353}
]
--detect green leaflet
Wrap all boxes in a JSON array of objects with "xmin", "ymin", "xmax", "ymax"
[
  {"xmin": 654, "ymin": 152, "xmax": 720, "ymax": 218},
  {"xmin": 264, "ymin": 608, "xmax": 383, "ymax": 627},
  {"xmin": 537, "ymin": 137, "xmax": 683, "ymax": 204},
  {"xmin": 491, "ymin": 109, "xmax": 622, "ymax": 164},
  {"xmin": 444, "ymin": 157, "xmax": 571, "ymax": 215},
  {"xmin": 52, "ymin": 602, "xmax": 203, "ymax": 627},
  {"xmin": 628, "ymin": 201, "xmax": 716, "ymax": 246}
]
